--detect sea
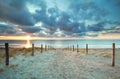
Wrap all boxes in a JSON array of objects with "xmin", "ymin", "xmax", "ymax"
[{"xmin": 0, "ymin": 39, "xmax": 120, "ymax": 48}]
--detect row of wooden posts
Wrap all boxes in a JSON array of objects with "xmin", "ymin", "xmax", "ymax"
[
  {"xmin": 4, "ymin": 43, "xmax": 115, "ymax": 67},
  {"xmin": 32, "ymin": 44, "xmax": 53, "ymax": 56},
  {"xmin": 67, "ymin": 44, "xmax": 88, "ymax": 54},
  {"xmin": 5, "ymin": 43, "xmax": 52, "ymax": 66}
]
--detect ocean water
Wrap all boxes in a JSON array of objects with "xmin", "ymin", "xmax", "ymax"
[
  {"xmin": 0, "ymin": 40, "xmax": 26, "ymax": 48},
  {"xmin": 0, "ymin": 39, "xmax": 120, "ymax": 48}
]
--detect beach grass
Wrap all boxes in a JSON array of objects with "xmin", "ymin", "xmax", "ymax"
[
  {"xmin": 0, "ymin": 67, "xmax": 4, "ymax": 72},
  {"xmin": 0, "ymin": 48, "xmax": 120, "ymax": 61},
  {"xmin": 0, "ymin": 47, "xmax": 120, "ymax": 79},
  {"xmin": 62, "ymin": 48, "xmax": 120, "ymax": 59}
]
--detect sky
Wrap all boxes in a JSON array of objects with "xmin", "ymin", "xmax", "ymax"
[{"xmin": 0, "ymin": 0, "xmax": 120, "ymax": 39}]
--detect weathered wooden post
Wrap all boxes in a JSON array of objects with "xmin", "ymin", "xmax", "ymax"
[
  {"xmin": 5, "ymin": 43, "xmax": 9, "ymax": 66},
  {"xmin": 73, "ymin": 45, "xmax": 74, "ymax": 51},
  {"xmin": 32, "ymin": 44, "xmax": 34, "ymax": 56},
  {"xmin": 77, "ymin": 44, "xmax": 79, "ymax": 53},
  {"xmin": 86, "ymin": 44, "xmax": 88, "ymax": 54},
  {"xmin": 41, "ymin": 44, "xmax": 43, "ymax": 53},
  {"xmin": 112, "ymin": 43, "xmax": 115, "ymax": 67}
]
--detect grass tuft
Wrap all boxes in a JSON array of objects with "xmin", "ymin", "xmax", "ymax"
[{"xmin": 0, "ymin": 67, "xmax": 4, "ymax": 72}]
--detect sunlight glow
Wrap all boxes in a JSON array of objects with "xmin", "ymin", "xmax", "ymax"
[
  {"xmin": 25, "ymin": 35, "xmax": 31, "ymax": 48},
  {"xmin": 0, "ymin": 34, "xmax": 120, "ymax": 41}
]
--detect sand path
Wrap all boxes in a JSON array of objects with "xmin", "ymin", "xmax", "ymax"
[{"xmin": 0, "ymin": 49, "xmax": 120, "ymax": 79}]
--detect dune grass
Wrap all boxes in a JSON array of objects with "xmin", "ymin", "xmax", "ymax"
[
  {"xmin": 0, "ymin": 47, "xmax": 52, "ymax": 59},
  {"xmin": 0, "ymin": 48, "xmax": 120, "ymax": 62},
  {"xmin": 64, "ymin": 48, "xmax": 120, "ymax": 59},
  {"xmin": 0, "ymin": 47, "xmax": 41, "ymax": 59},
  {"xmin": 0, "ymin": 67, "xmax": 4, "ymax": 72}
]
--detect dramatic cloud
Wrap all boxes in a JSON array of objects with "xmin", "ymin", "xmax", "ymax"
[
  {"xmin": 21, "ymin": 26, "xmax": 41, "ymax": 33},
  {"xmin": 0, "ymin": 24, "xmax": 16, "ymax": 35},
  {"xmin": 0, "ymin": 0, "xmax": 120, "ymax": 38},
  {"xmin": 0, "ymin": 0, "xmax": 35, "ymax": 26}
]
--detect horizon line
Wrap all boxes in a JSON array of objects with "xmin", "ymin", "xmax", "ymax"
[{"xmin": 0, "ymin": 36, "xmax": 120, "ymax": 40}]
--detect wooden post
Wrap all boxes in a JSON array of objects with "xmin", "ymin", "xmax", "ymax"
[
  {"xmin": 73, "ymin": 45, "xmax": 74, "ymax": 51},
  {"xmin": 112, "ymin": 43, "xmax": 115, "ymax": 67},
  {"xmin": 77, "ymin": 44, "xmax": 79, "ymax": 53},
  {"xmin": 41, "ymin": 44, "xmax": 43, "ymax": 53},
  {"xmin": 5, "ymin": 43, "xmax": 9, "ymax": 66},
  {"xmin": 86, "ymin": 44, "xmax": 88, "ymax": 54},
  {"xmin": 32, "ymin": 44, "xmax": 34, "ymax": 56}
]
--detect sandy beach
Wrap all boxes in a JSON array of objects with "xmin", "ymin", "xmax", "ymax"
[
  {"xmin": 0, "ymin": 48, "xmax": 120, "ymax": 79},
  {"xmin": 0, "ymin": 0, "xmax": 120, "ymax": 79}
]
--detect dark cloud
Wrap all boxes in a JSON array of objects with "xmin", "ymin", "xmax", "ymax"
[
  {"xmin": 69, "ymin": 1, "xmax": 109, "ymax": 21},
  {"xmin": 87, "ymin": 22, "xmax": 105, "ymax": 31},
  {"xmin": 0, "ymin": 24, "xmax": 16, "ymax": 35},
  {"xmin": 116, "ymin": 0, "xmax": 120, "ymax": 7},
  {"xmin": 21, "ymin": 26, "xmax": 41, "ymax": 33},
  {"xmin": 0, "ymin": 0, "xmax": 120, "ymax": 37},
  {"xmin": 33, "ymin": 6, "xmax": 60, "ymax": 27},
  {"xmin": 32, "ymin": 0, "xmax": 119, "ymax": 37},
  {"xmin": 0, "ymin": 0, "xmax": 35, "ymax": 26}
]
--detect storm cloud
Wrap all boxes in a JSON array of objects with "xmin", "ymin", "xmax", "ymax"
[
  {"xmin": 0, "ymin": 0, "xmax": 35, "ymax": 26},
  {"xmin": 0, "ymin": 24, "xmax": 16, "ymax": 35},
  {"xmin": 0, "ymin": 0, "xmax": 120, "ymax": 37}
]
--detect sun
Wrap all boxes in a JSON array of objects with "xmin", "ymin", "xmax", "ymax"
[
  {"xmin": 25, "ymin": 35, "xmax": 31, "ymax": 48},
  {"xmin": 26, "ymin": 35, "xmax": 31, "ymax": 39}
]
